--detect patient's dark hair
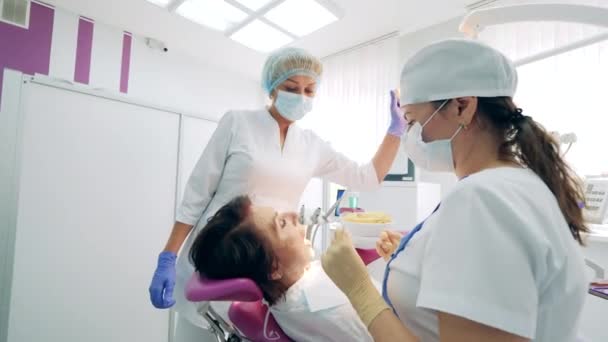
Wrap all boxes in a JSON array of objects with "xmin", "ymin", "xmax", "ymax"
[{"xmin": 189, "ymin": 195, "xmax": 287, "ymax": 305}]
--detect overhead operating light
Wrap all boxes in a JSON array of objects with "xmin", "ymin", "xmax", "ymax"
[
  {"xmin": 230, "ymin": 19, "xmax": 293, "ymax": 52},
  {"xmin": 144, "ymin": 0, "xmax": 173, "ymax": 8},
  {"xmin": 176, "ymin": 0, "xmax": 248, "ymax": 31},
  {"xmin": 233, "ymin": 0, "xmax": 274, "ymax": 11},
  {"xmin": 264, "ymin": 0, "xmax": 338, "ymax": 37},
  {"xmin": 156, "ymin": 0, "xmax": 342, "ymax": 52}
]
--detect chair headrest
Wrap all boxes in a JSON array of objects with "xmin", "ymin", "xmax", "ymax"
[
  {"xmin": 355, "ymin": 248, "xmax": 381, "ymax": 266},
  {"xmin": 185, "ymin": 273, "xmax": 264, "ymax": 302}
]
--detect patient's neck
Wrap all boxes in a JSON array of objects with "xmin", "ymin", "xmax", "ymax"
[{"xmin": 279, "ymin": 260, "xmax": 311, "ymax": 289}]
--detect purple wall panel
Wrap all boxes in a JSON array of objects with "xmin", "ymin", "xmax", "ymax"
[
  {"xmin": 0, "ymin": 2, "xmax": 54, "ymax": 105},
  {"xmin": 73, "ymin": 18, "xmax": 93, "ymax": 84},
  {"xmin": 120, "ymin": 33, "xmax": 132, "ymax": 93}
]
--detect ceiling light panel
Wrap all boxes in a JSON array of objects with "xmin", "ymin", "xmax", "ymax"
[
  {"xmin": 233, "ymin": 0, "xmax": 274, "ymax": 11},
  {"xmin": 145, "ymin": 0, "xmax": 173, "ymax": 8},
  {"xmin": 176, "ymin": 0, "xmax": 248, "ymax": 31},
  {"xmin": 230, "ymin": 19, "xmax": 293, "ymax": 52},
  {"xmin": 264, "ymin": 0, "xmax": 338, "ymax": 37}
]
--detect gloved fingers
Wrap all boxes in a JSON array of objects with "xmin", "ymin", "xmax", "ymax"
[
  {"xmin": 386, "ymin": 230, "xmax": 403, "ymax": 245},
  {"xmin": 323, "ymin": 229, "xmax": 353, "ymax": 268},
  {"xmin": 378, "ymin": 230, "xmax": 396, "ymax": 246},
  {"xmin": 382, "ymin": 241, "xmax": 393, "ymax": 253},
  {"xmin": 333, "ymin": 228, "xmax": 347, "ymax": 241},
  {"xmin": 163, "ymin": 279, "xmax": 176, "ymax": 308},
  {"xmin": 390, "ymin": 89, "xmax": 402, "ymax": 110},
  {"xmin": 331, "ymin": 228, "xmax": 348, "ymax": 245},
  {"xmin": 335, "ymin": 229, "xmax": 355, "ymax": 250},
  {"xmin": 375, "ymin": 239, "xmax": 390, "ymax": 257},
  {"xmin": 377, "ymin": 230, "xmax": 388, "ymax": 246},
  {"xmin": 375, "ymin": 239, "xmax": 383, "ymax": 255},
  {"xmin": 149, "ymin": 282, "xmax": 165, "ymax": 308},
  {"xmin": 390, "ymin": 90, "xmax": 398, "ymax": 108}
]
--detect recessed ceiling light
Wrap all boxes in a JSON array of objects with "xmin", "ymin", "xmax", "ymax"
[
  {"xmin": 176, "ymin": 0, "xmax": 248, "ymax": 32},
  {"xmin": 230, "ymin": 19, "xmax": 293, "ymax": 52},
  {"xmin": 233, "ymin": 0, "xmax": 274, "ymax": 11},
  {"xmin": 144, "ymin": 0, "xmax": 173, "ymax": 8},
  {"xmin": 264, "ymin": 0, "xmax": 338, "ymax": 37}
]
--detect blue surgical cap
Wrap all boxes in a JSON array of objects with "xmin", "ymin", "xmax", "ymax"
[{"xmin": 261, "ymin": 47, "xmax": 323, "ymax": 94}]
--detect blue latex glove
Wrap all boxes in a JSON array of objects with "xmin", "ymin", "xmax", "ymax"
[
  {"xmin": 149, "ymin": 251, "xmax": 177, "ymax": 309},
  {"xmin": 387, "ymin": 90, "xmax": 407, "ymax": 137}
]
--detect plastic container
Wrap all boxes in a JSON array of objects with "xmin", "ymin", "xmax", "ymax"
[{"xmin": 341, "ymin": 221, "xmax": 392, "ymax": 238}]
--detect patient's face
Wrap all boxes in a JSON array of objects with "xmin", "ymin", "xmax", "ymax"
[{"xmin": 251, "ymin": 205, "xmax": 311, "ymax": 281}]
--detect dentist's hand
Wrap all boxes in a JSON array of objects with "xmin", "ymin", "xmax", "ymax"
[
  {"xmin": 376, "ymin": 230, "xmax": 403, "ymax": 261},
  {"xmin": 322, "ymin": 229, "xmax": 389, "ymax": 327},
  {"xmin": 387, "ymin": 89, "xmax": 407, "ymax": 137},
  {"xmin": 322, "ymin": 229, "xmax": 367, "ymax": 294},
  {"xmin": 149, "ymin": 251, "xmax": 177, "ymax": 309}
]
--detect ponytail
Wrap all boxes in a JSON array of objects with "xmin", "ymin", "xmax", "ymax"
[{"xmin": 477, "ymin": 97, "xmax": 589, "ymax": 245}]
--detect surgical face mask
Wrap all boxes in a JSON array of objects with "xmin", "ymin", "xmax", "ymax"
[
  {"xmin": 274, "ymin": 90, "xmax": 313, "ymax": 121},
  {"xmin": 403, "ymin": 100, "xmax": 462, "ymax": 172}
]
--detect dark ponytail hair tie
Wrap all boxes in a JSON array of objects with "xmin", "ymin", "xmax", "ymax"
[{"xmin": 510, "ymin": 108, "xmax": 526, "ymax": 125}]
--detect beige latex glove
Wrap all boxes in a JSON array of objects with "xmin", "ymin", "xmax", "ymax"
[
  {"xmin": 322, "ymin": 229, "xmax": 390, "ymax": 327},
  {"xmin": 376, "ymin": 230, "xmax": 403, "ymax": 261}
]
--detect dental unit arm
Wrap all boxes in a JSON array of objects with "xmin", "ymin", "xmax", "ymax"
[{"xmin": 301, "ymin": 193, "xmax": 345, "ymax": 243}]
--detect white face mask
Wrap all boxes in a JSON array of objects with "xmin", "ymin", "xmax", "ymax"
[
  {"xmin": 274, "ymin": 90, "xmax": 313, "ymax": 121},
  {"xmin": 403, "ymin": 100, "xmax": 463, "ymax": 172}
]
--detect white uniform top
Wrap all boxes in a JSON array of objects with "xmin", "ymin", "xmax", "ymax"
[
  {"xmin": 174, "ymin": 109, "xmax": 379, "ymax": 325},
  {"xmin": 271, "ymin": 261, "xmax": 373, "ymax": 342},
  {"xmin": 386, "ymin": 167, "xmax": 587, "ymax": 341}
]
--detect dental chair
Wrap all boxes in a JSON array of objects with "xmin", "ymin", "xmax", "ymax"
[
  {"xmin": 586, "ymin": 258, "xmax": 608, "ymax": 300},
  {"xmin": 185, "ymin": 248, "xmax": 381, "ymax": 342}
]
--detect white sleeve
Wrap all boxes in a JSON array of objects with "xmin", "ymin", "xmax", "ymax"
[
  {"xmin": 416, "ymin": 183, "xmax": 539, "ymax": 339},
  {"xmin": 312, "ymin": 137, "xmax": 380, "ymax": 192},
  {"xmin": 175, "ymin": 111, "xmax": 235, "ymax": 225}
]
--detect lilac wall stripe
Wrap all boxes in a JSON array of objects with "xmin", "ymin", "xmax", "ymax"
[
  {"xmin": 120, "ymin": 33, "xmax": 132, "ymax": 93},
  {"xmin": 74, "ymin": 18, "xmax": 94, "ymax": 84},
  {"xmin": 0, "ymin": 2, "xmax": 54, "ymax": 106}
]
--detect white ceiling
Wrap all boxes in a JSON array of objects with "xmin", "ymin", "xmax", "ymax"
[{"xmin": 43, "ymin": 0, "xmax": 471, "ymax": 80}]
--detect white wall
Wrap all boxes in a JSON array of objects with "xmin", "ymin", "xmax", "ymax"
[
  {"xmin": 48, "ymin": 6, "xmax": 79, "ymax": 81},
  {"xmin": 128, "ymin": 37, "xmax": 263, "ymax": 120},
  {"xmin": 46, "ymin": 3, "xmax": 264, "ymax": 120},
  {"xmin": 88, "ymin": 19, "xmax": 124, "ymax": 91}
]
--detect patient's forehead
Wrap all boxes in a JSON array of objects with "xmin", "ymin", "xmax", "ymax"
[{"xmin": 250, "ymin": 205, "xmax": 277, "ymax": 233}]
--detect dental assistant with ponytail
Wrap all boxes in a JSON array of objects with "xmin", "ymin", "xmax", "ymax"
[
  {"xmin": 322, "ymin": 39, "xmax": 589, "ymax": 342},
  {"xmin": 148, "ymin": 47, "xmax": 406, "ymax": 326}
]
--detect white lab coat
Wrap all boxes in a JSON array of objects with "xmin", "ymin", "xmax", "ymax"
[
  {"xmin": 386, "ymin": 167, "xmax": 588, "ymax": 341},
  {"xmin": 174, "ymin": 108, "xmax": 380, "ymax": 326},
  {"xmin": 270, "ymin": 261, "xmax": 374, "ymax": 342}
]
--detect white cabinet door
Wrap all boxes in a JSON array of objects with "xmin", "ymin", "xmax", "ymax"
[{"xmin": 8, "ymin": 82, "xmax": 179, "ymax": 342}]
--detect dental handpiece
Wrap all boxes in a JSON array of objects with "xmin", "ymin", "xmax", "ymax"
[
  {"xmin": 309, "ymin": 194, "xmax": 346, "ymax": 244},
  {"xmin": 305, "ymin": 208, "xmax": 322, "ymax": 240}
]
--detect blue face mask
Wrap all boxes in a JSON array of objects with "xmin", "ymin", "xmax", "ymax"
[{"xmin": 274, "ymin": 90, "xmax": 313, "ymax": 121}]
